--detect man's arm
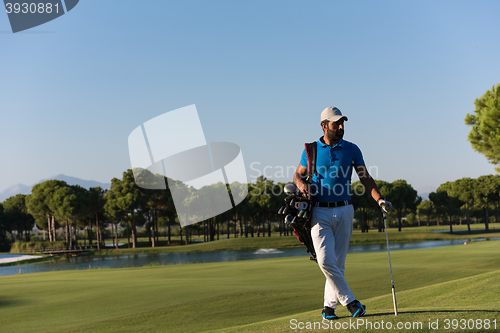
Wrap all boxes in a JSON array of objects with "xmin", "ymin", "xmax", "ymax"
[
  {"xmin": 354, "ymin": 164, "xmax": 383, "ymax": 203},
  {"xmin": 293, "ymin": 164, "xmax": 309, "ymax": 196}
]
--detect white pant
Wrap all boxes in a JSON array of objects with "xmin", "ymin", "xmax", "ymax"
[{"xmin": 311, "ymin": 205, "xmax": 355, "ymax": 309}]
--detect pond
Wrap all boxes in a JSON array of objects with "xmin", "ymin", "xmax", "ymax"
[{"xmin": 1, "ymin": 238, "xmax": 498, "ymax": 277}]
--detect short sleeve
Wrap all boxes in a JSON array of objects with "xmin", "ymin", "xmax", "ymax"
[
  {"xmin": 299, "ymin": 148, "xmax": 308, "ymax": 168},
  {"xmin": 352, "ymin": 144, "xmax": 364, "ymax": 166}
]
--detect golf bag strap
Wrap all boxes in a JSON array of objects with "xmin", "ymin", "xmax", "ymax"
[
  {"xmin": 304, "ymin": 141, "xmax": 317, "ymax": 215},
  {"xmin": 304, "ymin": 142, "xmax": 317, "ymax": 192}
]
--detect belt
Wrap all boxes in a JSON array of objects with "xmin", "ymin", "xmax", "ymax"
[{"xmin": 315, "ymin": 199, "xmax": 352, "ymax": 208}]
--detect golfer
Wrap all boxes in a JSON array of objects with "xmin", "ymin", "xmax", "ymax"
[{"xmin": 293, "ymin": 106, "xmax": 392, "ymax": 320}]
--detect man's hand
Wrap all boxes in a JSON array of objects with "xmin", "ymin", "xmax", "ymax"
[
  {"xmin": 293, "ymin": 164, "xmax": 309, "ymax": 198},
  {"xmin": 297, "ymin": 181, "xmax": 308, "ymax": 197},
  {"xmin": 378, "ymin": 198, "xmax": 392, "ymax": 213}
]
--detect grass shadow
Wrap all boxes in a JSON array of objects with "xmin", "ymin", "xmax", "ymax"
[
  {"xmin": 399, "ymin": 309, "xmax": 499, "ymax": 314},
  {"xmin": 0, "ymin": 299, "xmax": 29, "ymax": 308},
  {"xmin": 364, "ymin": 309, "xmax": 499, "ymax": 318}
]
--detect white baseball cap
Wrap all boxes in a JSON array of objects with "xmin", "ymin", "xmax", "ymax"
[{"xmin": 321, "ymin": 107, "xmax": 348, "ymax": 122}]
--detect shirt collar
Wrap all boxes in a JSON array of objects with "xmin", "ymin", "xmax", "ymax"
[{"xmin": 319, "ymin": 137, "xmax": 344, "ymax": 148}]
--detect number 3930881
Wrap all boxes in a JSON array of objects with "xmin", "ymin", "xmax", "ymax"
[{"xmin": 5, "ymin": 2, "xmax": 60, "ymax": 14}]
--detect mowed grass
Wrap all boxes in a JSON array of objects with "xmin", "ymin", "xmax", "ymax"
[
  {"xmin": 1, "ymin": 241, "xmax": 500, "ymax": 333},
  {"xmin": 209, "ymin": 270, "xmax": 500, "ymax": 333}
]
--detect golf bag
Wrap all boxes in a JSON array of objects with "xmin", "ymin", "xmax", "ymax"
[{"xmin": 278, "ymin": 142, "xmax": 317, "ymax": 262}]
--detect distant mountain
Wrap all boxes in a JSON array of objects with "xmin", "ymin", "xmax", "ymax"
[
  {"xmin": 0, "ymin": 183, "xmax": 32, "ymax": 202},
  {"xmin": 417, "ymin": 186, "xmax": 436, "ymax": 201},
  {"xmin": 39, "ymin": 174, "xmax": 111, "ymax": 190},
  {"xmin": 418, "ymin": 192, "xmax": 430, "ymax": 201},
  {"xmin": 0, "ymin": 174, "xmax": 110, "ymax": 202}
]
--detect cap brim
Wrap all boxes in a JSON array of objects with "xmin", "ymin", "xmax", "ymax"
[{"xmin": 325, "ymin": 115, "xmax": 348, "ymax": 122}]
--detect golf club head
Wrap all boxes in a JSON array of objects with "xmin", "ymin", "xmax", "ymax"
[
  {"xmin": 284, "ymin": 214, "xmax": 294, "ymax": 224},
  {"xmin": 284, "ymin": 183, "xmax": 298, "ymax": 196},
  {"xmin": 295, "ymin": 201, "xmax": 308, "ymax": 211},
  {"xmin": 278, "ymin": 206, "xmax": 285, "ymax": 214},
  {"xmin": 283, "ymin": 206, "xmax": 290, "ymax": 215}
]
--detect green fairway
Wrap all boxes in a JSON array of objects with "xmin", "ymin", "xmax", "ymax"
[
  {"xmin": 1, "ymin": 241, "xmax": 500, "ymax": 332},
  {"xmin": 208, "ymin": 269, "xmax": 500, "ymax": 333}
]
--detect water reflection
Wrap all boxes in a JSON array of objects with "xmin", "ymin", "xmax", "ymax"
[{"xmin": 1, "ymin": 238, "xmax": 498, "ymax": 276}]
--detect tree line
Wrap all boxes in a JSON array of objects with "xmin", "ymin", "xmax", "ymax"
[
  {"xmin": 352, "ymin": 175, "xmax": 500, "ymax": 234},
  {"xmin": 0, "ymin": 170, "xmax": 293, "ymax": 250},
  {"xmin": 418, "ymin": 175, "xmax": 500, "ymax": 233},
  {"xmin": 1, "ymin": 170, "xmax": 498, "ymax": 251}
]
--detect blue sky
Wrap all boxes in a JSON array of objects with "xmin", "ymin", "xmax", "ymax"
[{"xmin": 1, "ymin": 0, "xmax": 499, "ymax": 195}]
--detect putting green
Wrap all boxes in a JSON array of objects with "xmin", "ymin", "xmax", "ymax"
[{"xmin": 1, "ymin": 241, "xmax": 499, "ymax": 332}]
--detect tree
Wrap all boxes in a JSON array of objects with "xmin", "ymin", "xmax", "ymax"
[
  {"xmin": 465, "ymin": 81, "xmax": 500, "ymax": 172},
  {"xmin": 233, "ymin": 187, "xmax": 255, "ymax": 238},
  {"xmin": 70, "ymin": 185, "xmax": 92, "ymax": 248},
  {"xmin": 386, "ymin": 180, "xmax": 419, "ymax": 231},
  {"xmin": 134, "ymin": 170, "xmax": 171, "ymax": 247},
  {"xmin": 376, "ymin": 180, "xmax": 392, "ymax": 231},
  {"xmin": 430, "ymin": 182, "xmax": 462, "ymax": 233},
  {"xmin": 104, "ymin": 190, "xmax": 125, "ymax": 249},
  {"xmin": 428, "ymin": 192, "xmax": 446, "ymax": 227},
  {"xmin": 141, "ymin": 189, "xmax": 162, "ymax": 247},
  {"xmin": 417, "ymin": 200, "xmax": 434, "ymax": 226},
  {"xmin": 449, "ymin": 177, "xmax": 475, "ymax": 233},
  {"xmin": 0, "ymin": 203, "xmax": 11, "ymax": 251},
  {"xmin": 3, "ymin": 194, "xmax": 35, "ymax": 242},
  {"xmin": 248, "ymin": 177, "xmax": 279, "ymax": 237},
  {"xmin": 229, "ymin": 184, "xmax": 248, "ymax": 238},
  {"xmin": 192, "ymin": 182, "xmax": 233, "ymax": 242},
  {"xmin": 351, "ymin": 181, "xmax": 376, "ymax": 232},
  {"xmin": 406, "ymin": 213, "xmax": 416, "ymax": 226},
  {"xmin": 105, "ymin": 170, "xmax": 146, "ymax": 248},
  {"xmin": 473, "ymin": 175, "xmax": 500, "ymax": 232},
  {"xmin": 160, "ymin": 178, "xmax": 178, "ymax": 245},
  {"xmin": 48, "ymin": 186, "xmax": 83, "ymax": 248},
  {"xmin": 351, "ymin": 180, "xmax": 392, "ymax": 232},
  {"xmin": 26, "ymin": 180, "xmax": 67, "ymax": 242},
  {"xmin": 89, "ymin": 187, "xmax": 106, "ymax": 249}
]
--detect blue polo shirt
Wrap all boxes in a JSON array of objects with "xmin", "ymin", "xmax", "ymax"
[{"xmin": 299, "ymin": 138, "xmax": 365, "ymax": 203}]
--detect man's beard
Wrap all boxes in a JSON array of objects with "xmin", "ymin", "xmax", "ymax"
[{"xmin": 326, "ymin": 128, "xmax": 343, "ymax": 143}]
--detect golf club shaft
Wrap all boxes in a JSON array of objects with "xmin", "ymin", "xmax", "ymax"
[{"xmin": 383, "ymin": 211, "xmax": 398, "ymax": 316}]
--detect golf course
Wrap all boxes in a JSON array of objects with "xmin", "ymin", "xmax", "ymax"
[{"xmin": 2, "ymin": 238, "xmax": 499, "ymax": 332}]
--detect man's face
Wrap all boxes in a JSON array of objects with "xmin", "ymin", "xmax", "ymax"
[{"xmin": 324, "ymin": 119, "xmax": 344, "ymax": 143}]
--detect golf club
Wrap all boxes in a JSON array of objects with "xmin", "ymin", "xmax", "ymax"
[
  {"xmin": 383, "ymin": 210, "xmax": 398, "ymax": 316},
  {"xmin": 284, "ymin": 183, "xmax": 299, "ymax": 196}
]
